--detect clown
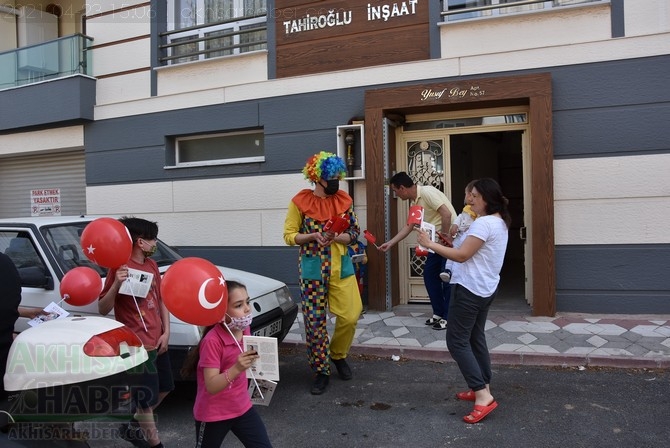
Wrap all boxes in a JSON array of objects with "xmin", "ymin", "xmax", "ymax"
[{"xmin": 283, "ymin": 151, "xmax": 363, "ymax": 395}]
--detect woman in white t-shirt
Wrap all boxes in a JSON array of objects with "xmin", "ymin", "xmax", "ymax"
[{"xmin": 417, "ymin": 178, "xmax": 511, "ymax": 425}]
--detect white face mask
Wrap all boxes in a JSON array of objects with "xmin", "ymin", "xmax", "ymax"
[{"xmin": 226, "ymin": 312, "xmax": 253, "ymax": 331}]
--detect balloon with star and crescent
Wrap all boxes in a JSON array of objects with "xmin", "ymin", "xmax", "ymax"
[
  {"xmin": 80, "ymin": 217, "xmax": 133, "ymax": 268},
  {"xmin": 160, "ymin": 257, "xmax": 228, "ymax": 326}
]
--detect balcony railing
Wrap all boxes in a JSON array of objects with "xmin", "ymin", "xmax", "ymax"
[
  {"xmin": 442, "ymin": 0, "xmax": 606, "ymax": 22},
  {"xmin": 0, "ymin": 34, "xmax": 93, "ymax": 90},
  {"xmin": 159, "ymin": 13, "xmax": 267, "ymax": 65}
]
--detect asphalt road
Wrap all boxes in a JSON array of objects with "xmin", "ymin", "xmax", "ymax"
[{"xmin": 68, "ymin": 344, "xmax": 669, "ymax": 447}]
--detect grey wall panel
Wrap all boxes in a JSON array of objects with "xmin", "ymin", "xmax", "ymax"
[
  {"xmin": 176, "ymin": 245, "xmax": 301, "ymax": 303},
  {"xmin": 556, "ymin": 293, "xmax": 670, "ymax": 314},
  {"xmin": 551, "ymin": 55, "xmax": 670, "ymax": 159},
  {"xmin": 260, "ymin": 88, "xmax": 365, "ymax": 133},
  {"xmin": 551, "ymin": 55, "xmax": 670, "ymax": 111},
  {"xmin": 86, "ymin": 130, "xmax": 339, "ymax": 185},
  {"xmin": 0, "ymin": 75, "xmax": 95, "ymax": 132},
  {"xmin": 553, "ymin": 103, "xmax": 670, "ymax": 158},
  {"xmin": 86, "ymin": 145, "xmax": 167, "ymax": 185},
  {"xmin": 86, "ymin": 90, "xmax": 366, "ymax": 184},
  {"xmin": 555, "ymin": 244, "xmax": 670, "ymax": 313},
  {"xmin": 263, "ymin": 130, "xmax": 340, "ymax": 173},
  {"xmin": 610, "ymin": 0, "xmax": 625, "ymax": 38},
  {"xmin": 86, "ymin": 102, "xmax": 261, "ymax": 153},
  {"xmin": 515, "ymin": 56, "xmax": 668, "ymax": 111}
]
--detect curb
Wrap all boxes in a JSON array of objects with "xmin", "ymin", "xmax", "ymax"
[{"xmin": 281, "ymin": 340, "xmax": 670, "ymax": 370}]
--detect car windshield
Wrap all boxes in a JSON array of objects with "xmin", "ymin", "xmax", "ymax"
[{"xmin": 41, "ymin": 222, "xmax": 182, "ymax": 276}]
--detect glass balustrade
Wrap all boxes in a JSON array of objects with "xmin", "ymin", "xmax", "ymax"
[{"xmin": 0, "ymin": 34, "xmax": 93, "ymax": 90}]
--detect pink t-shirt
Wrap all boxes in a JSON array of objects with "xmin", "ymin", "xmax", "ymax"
[{"xmin": 193, "ymin": 324, "xmax": 252, "ymax": 422}]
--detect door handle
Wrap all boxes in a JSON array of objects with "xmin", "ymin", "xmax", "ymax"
[{"xmin": 519, "ymin": 227, "xmax": 527, "ymax": 241}]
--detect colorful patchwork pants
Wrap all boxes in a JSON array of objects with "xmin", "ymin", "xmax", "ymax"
[{"xmin": 301, "ymin": 273, "xmax": 362, "ymax": 375}]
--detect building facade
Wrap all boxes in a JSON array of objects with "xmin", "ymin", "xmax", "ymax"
[{"xmin": 1, "ymin": 0, "xmax": 669, "ymax": 315}]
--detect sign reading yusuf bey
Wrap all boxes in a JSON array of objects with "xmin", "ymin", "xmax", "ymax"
[{"xmin": 275, "ymin": 0, "xmax": 429, "ymax": 78}]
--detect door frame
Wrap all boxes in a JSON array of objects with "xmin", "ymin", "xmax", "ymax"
[
  {"xmin": 395, "ymin": 114, "xmax": 530, "ymax": 306},
  {"xmin": 396, "ymin": 131, "xmax": 450, "ymax": 303},
  {"xmin": 364, "ymin": 72, "xmax": 555, "ymax": 316}
]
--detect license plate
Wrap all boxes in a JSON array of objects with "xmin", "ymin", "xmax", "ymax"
[{"xmin": 253, "ymin": 319, "xmax": 282, "ymax": 337}]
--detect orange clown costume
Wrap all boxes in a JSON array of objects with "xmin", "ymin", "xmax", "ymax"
[{"xmin": 283, "ymin": 152, "xmax": 363, "ymax": 379}]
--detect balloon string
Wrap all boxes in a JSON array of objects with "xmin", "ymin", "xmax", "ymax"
[
  {"xmin": 57, "ymin": 297, "xmax": 66, "ymax": 307},
  {"xmin": 224, "ymin": 323, "xmax": 264, "ymax": 400},
  {"xmin": 126, "ymin": 278, "xmax": 148, "ymax": 332}
]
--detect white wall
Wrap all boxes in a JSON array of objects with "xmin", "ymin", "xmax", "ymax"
[
  {"xmin": 86, "ymin": 174, "xmax": 370, "ymax": 248},
  {"xmin": 0, "ymin": 125, "xmax": 84, "ymax": 155},
  {"xmin": 0, "ymin": 4, "xmax": 18, "ymax": 52},
  {"xmin": 625, "ymin": 0, "xmax": 670, "ymax": 36},
  {"xmin": 156, "ymin": 51, "xmax": 268, "ymax": 96},
  {"xmin": 554, "ymin": 154, "xmax": 670, "ymax": 245},
  {"xmin": 86, "ymin": 174, "xmax": 305, "ymax": 246},
  {"xmin": 85, "ymin": 0, "xmax": 152, "ymax": 104}
]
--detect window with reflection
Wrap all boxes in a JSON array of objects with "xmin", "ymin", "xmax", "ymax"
[
  {"xmin": 171, "ymin": 129, "xmax": 265, "ymax": 168},
  {"xmin": 443, "ymin": 0, "xmax": 604, "ymax": 22},
  {"xmin": 166, "ymin": 0, "xmax": 267, "ymax": 64}
]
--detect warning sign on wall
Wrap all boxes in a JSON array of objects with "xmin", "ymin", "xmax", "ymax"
[{"xmin": 31, "ymin": 188, "xmax": 61, "ymax": 216}]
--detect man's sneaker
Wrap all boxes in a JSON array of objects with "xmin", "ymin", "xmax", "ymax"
[
  {"xmin": 119, "ymin": 421, "xmax": 149, "ymax": 448},
  {"xmin": 311, "ymin": 373, "xmax": 330, "ymax": 395},
  {"xmin": 332, "ymin": 358, "xmax": 353, "ymax": 380},
  {"xmin": 439, "ymin": 270, "xmax": 452, "ymax": 283},
  {"xmin": 432, "ymin": 319, "xmax": 448, "ymax": 330},
  {"xmin": 425, "ymin": 315, "xmax": 441, "ymax": 326}
]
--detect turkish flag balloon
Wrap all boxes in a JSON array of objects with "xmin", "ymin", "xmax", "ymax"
[
  {"xmin": 60, "ymin": 267, "xmax": 103, "ymax": 307},
  {"xmin": 161, "ymin": 257, "xmax": 228, "ymax": 326},
  {"xmin": 80, "ymin": 218, "xmax": 133, "ymax": 268}
]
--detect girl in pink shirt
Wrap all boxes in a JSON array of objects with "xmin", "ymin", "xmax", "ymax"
[{"xmin": 182, "ymin": 281, "xmax": 272, "ymax": 447}]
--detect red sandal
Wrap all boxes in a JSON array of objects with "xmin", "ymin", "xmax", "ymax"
[
  {"xmin": 456, "ymin": 390, "xmax": 476, "ymax": 401},
  {"xmin": 463, "ymin": 401, "xmax": 498, "ymax": 424}
]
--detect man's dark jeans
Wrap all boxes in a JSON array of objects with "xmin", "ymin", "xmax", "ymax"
[{"xmin": 423, "ymin": 252, "xmax": 451, "ymax": 319}]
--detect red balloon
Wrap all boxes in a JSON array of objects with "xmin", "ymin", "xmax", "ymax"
[
  {"xmin": 160, "ymin": 257, "xmax": 228, "ymax": 326},
  {"xmin": 60, "ymin": 267, "xmax": 103, "ymax": 307},
  {"xmin": 80, "ymin": 218, "xmax": 133, "ymax": 268}
]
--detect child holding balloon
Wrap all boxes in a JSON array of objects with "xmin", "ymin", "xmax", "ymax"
[
  {"xmin": 181, "ymin": 281, "xmax": 273, "ymax": 448},
  {"xmin": 98, "ymin": 217, "xmax": 173, "ymax": 448}
]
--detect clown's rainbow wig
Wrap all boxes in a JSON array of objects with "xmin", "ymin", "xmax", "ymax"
[{"xmin": 302, "ymin": 151, "xmax": 347, "ymax": 183}]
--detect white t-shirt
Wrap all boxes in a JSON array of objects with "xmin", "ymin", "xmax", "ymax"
[{"xmin": 451, "ymin": 215, "xmax": 508, "ymax": 297}]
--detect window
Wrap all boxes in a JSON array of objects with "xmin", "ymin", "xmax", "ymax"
[
  {"xmin": 442, "ymin": 0, "xmax": 605, "ymax": 22},
  {"xmin": 403, "ymin": 113, "xmax": 527, "ymax": 131},
  {"xmin": 1, "ymin": 231, "xmax": 49, "ymax": 287},
  {"xmin": 172, "ymin": 130, "xmax": 265, "ymax": 168},
  {"xmin": 165, "ymin": 0, "xmax": 267, "ymax": 64}
]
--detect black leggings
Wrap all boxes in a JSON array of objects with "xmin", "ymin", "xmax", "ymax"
[{"xmin": 195, "ymin": 407, "xmax": 272, "ymax": 448}]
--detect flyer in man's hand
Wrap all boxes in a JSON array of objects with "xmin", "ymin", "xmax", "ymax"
[
  {"xmin": 27, "ymin": 301, "xmax": 69, "ymax": 327},
  {"xmin": 242, "ymin": 335, "xmax": 279, "ymax": 381}
]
